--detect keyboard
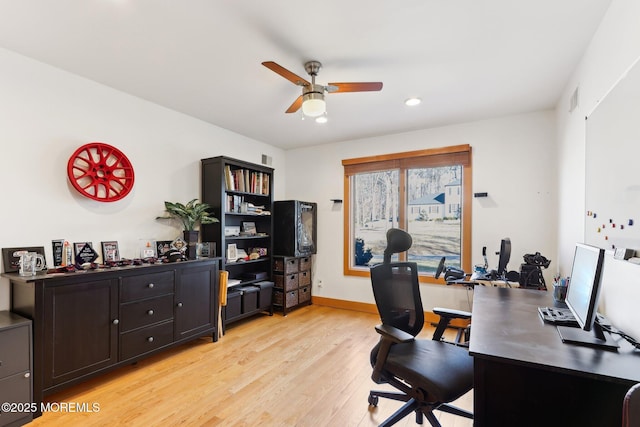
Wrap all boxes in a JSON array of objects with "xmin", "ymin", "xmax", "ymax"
[{"xmin": 538, "ymin": 306, "xmax": 579, "ymax": 327}]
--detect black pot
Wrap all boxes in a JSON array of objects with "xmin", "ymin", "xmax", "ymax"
[{"xmin": 183, "ymin": 230, "xmax": 199, "ymax": 260}]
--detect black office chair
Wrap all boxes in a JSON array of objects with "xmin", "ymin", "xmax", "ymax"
[
  {"xmin": 623, "ymin": 383, "xmax": 640, "ymax": 427},
  {"xmin": 368, "ymin": 228, "xmax": 474, "ymax": 427}
]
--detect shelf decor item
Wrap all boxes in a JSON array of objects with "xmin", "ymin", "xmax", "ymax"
[{"xmin": 156, "ymin": 199, "xmax": 218, "ymax": 259}]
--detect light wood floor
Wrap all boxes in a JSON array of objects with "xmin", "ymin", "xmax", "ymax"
[{"xmin": 27, "ymin": 305, "xmax": 473, "ymax": 426}]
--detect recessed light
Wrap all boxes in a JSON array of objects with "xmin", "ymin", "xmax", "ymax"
[{"xmin": 405, "ymin": 97, "xmax": 422, "ymax": 106}]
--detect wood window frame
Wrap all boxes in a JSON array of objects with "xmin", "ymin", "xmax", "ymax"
[{"xmin": 342, "ymin": 144, "xmax": 472, "ymax": 283}]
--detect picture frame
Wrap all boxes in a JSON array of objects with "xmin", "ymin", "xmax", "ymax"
[
  {"xmin": 241, "ymin": 221, "xmax": 257, "ymax": 235},
  {"xmin": 2, "ymin": 246, "xmax": 46, "ymax": 273},
  {"xmin": 227, "ymin": 243, "xmax": 238, "ymax": 262},
  {"xmin": 101, "ymin": 241, "xmax": 120, "ymax": 262},
  {"xmin": 171, "ymin": 237, "xmax": 187, "ymax": 254},
  {"xmin": 156, "ymin": 240, "xmax": 173, "ymax": 257},
  {"xmin": 200, "ymin": 242, "xmax": 216, "ymax": 258}
]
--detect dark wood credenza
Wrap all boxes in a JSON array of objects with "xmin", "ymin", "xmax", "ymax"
[{"xmin": 4, "ymin": 258, "xmax": 219, "ymax": 416}]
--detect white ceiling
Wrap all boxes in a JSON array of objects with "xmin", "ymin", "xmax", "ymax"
[{"xmin": 0, "ymin": 0, "xmax": 611, "ymax": 150}]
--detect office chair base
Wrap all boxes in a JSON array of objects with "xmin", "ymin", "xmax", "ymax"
[
  {"xmin": 370, "ymin": 391, "xmax": 469, "ymax": 427},
  {"xmin": 436, "ymin": 402, "xmax": 473, "ymax": 419},
  {"xmin": 369, "ymin": 390, "xmax": 411, "ymax": 406}
]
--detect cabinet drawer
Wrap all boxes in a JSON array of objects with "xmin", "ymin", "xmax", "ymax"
[
  {"xmin": 120, "ymin": 321, "xmax": 174, "ymax": 361},
  {"xmin": 0, "ymin": 371, "xmax": 32, "ymax": 426},
  {"xmin": 274, "ymin": 289, "xmax": 298, "ymax": 308},
  {"xmin": 120, "ymin": 295, "xmax": 174, "ymax": 333},
  {"xmin": 298, "ymin": 270, "xmax": 311, "ymax": 287},
  {"xmin": 274, "ymin": 272, "xmax": 298, "ymax": 291},
  {"xmin": 0, "ymin": 325, "xmax": 30, "ymax": 379},
  {"xmin": 120, "ymin": 271, "xmax": 174, "ymax": 302},
  {"xmin": 299, "ymin": 286, "xmax": 311, "ymax": 304},
  {"xmin": 299, "ymin": 256, "xmax": 311, "ymax": 272},
  {"xmin": 274, "ymin": 257, "xmax": 298, "ymax": 274}
]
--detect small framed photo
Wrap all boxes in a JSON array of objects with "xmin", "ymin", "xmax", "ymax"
[
  {"xmin": 200, "ymin": 242, "xmax": 216, "ymax": 258},
  {"xmin": 2, "ymin": 246, "xmax": 46, "ymax": 273},
  {"xmin": 227, "ymin": 243, "xmax": 238, "ymax": 262},
  {"xmin": 101, "ymin": 241, "xmax": 120, "ymax": 262},
  {"xmin": 241, "ymin": 221, "xmax": 257, "ymax": 235},
  {"xmin": 171, "ymin": 237, "xmax": 187, "ymax": 254},
  {"xmin": 156, "ymin": 240, "xmax": 173, "ymax": 257}
]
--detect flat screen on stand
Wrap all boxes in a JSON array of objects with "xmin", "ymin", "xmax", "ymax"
[{"xmin": 557, "ymin": 243, "xmax": 618, "ymax": 349}]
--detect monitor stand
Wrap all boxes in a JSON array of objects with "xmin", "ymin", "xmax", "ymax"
[{"xmin": 557, "ymin": 321, "xmax": 619, "ymax": 350}]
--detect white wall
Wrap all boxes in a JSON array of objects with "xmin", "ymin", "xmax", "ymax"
[
  {"xmin": 0, "ymin": 47, "xmax": 286, "ymax": 310},
  {"xmin": 555, "ymin": 0, "xmax": 640, "ymax": 338},
  {"xmin": 285, "ymin": 111, "xmax": 557, "ymax": 312}
]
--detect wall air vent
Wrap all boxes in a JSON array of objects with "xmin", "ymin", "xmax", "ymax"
[{"xmin": 569, "ymin": 86, "xmax": 579, "ymax": 113}]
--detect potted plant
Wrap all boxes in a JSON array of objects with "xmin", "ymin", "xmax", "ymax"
[{"xmin": 156, "ymin": 199, "xmax": 218, "ymax": 259}]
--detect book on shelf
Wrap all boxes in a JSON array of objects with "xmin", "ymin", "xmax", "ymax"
[
  {"xmin": 223, "ymin": 166, "xmax": 270, "ymax": 196},
  {"xmin": 225, "ymin": 195, "xmax": 271, "ymax": 215}
]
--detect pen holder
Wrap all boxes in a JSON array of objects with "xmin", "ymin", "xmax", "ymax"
[{"xmin": 553, "ymin": 284, "xmax": 567, "ymax": 302}]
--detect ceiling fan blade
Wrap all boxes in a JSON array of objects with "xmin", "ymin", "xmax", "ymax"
[
  {"xmin": 285, "ymin": 95, "xmax": 303, "ymax": 113},
  {"xmin": 262, "ymin": 61, "xmax": 310, "ymax": 87},
  {"xmin": 327, "ymin": 82, "xmax": 383, "ymax": 93}
]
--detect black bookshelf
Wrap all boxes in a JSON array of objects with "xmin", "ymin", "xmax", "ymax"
[{"xmin": 201, "ymin": 156, "xmax": 274, "ymax": 324}]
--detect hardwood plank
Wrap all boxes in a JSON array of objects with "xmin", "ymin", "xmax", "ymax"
[{"xmin": 27, "ymin": 305, "xmax": 472, "ymax": 426}]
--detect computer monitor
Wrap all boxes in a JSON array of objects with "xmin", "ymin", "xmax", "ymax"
[
  {"xmin": 565, "ymin": 243, "xmax": 604, "ymax": 331},
  {"xmin": 496, "ymin": 238, "xmax": 511, "ymax": 277},
  {"xmin": 557, "ymin": 243, "xmax": 618, "ymax": 349}
]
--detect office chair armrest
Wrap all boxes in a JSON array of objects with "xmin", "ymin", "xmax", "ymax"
[
  {"xmin": 432, "ymin": 307, "xmax": 472, "ymax": 342},
  {"xmin": 375, "ymin": 324, "xmax": 415, "ymax": 343},
  {"xmin": 372, "ymin": 324, "xmax": 415, "ymax": 383},
  {"xmin": 433, "ymin": 307, "xmax": 472, "ymax": 320}
]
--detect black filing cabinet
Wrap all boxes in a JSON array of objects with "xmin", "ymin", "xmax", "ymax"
[{"xmin": 0, "ymin": 311, "xmax": 32, "ymax": 427}]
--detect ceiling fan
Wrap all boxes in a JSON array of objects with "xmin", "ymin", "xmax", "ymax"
[{"xmin": 262, "ymin": 60, "xmax": 383, "ymax": 119}]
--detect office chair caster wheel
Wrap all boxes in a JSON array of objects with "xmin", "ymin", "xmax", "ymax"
[{"xmin": 368, "ymin": 393, "xmax": 379, "ymax": 406}]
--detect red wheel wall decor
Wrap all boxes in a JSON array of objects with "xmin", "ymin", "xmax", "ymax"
[{"xmin": 67, "ymin": 142, "xmax": 135, "ymax": 202}]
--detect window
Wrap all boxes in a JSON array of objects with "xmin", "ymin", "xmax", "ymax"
[{"xmin": 342, "ymin": 145, "xmax": 472, "ymax": 282}]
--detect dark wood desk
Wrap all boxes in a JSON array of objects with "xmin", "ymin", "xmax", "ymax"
[{"xmin": 469, "ymin": 286, "xmax": 640, "ymax": 427}]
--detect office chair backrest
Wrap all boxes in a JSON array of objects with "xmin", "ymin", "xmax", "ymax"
[
  {"xmin": 371, "ymin": 262, "xmax": 424, "ymax": 337},
  {"xmin": 372, "ymin": 228, "xmax": 423, "ymax": 337}
]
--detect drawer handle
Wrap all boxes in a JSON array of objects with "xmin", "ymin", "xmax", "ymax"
[
  {"xmin": 147, "ymin": 309, "xmax": 154, "ymax": 316},
  {"xmin": 147, "ymin": 336, "xmax": 154, "ymax": 343},
  {"xmin": 24, "ymin": 372, "xmax": 30, "ymax": 378},
  {"xmin": 148, "ymin": 283, "xmax": 155, "ymax": 289},
  {"xmin": 177, "ymin": 302, "xmax": 183, "ymax": 308},
  {"xmin": 112, "ymin": 319, "xmax": 119, "ymax": 325}
]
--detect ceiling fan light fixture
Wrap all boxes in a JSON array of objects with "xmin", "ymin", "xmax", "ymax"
[{"xmin": 302, "ymin": 87, "xmax": 326, "ymax": 117}]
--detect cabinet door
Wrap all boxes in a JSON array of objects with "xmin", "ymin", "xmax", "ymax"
[
  {"xmin": 43, "ymin": 279, "xmax": 118, "ymax": 388},
  {"xmin": 175, "ymin": 263, "xmax": 217, "ymax": 340}
]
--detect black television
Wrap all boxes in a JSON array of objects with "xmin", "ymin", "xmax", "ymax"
[{"xmin": 557, "ymin": 243, "xmax": 618, "ymax": 349}]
